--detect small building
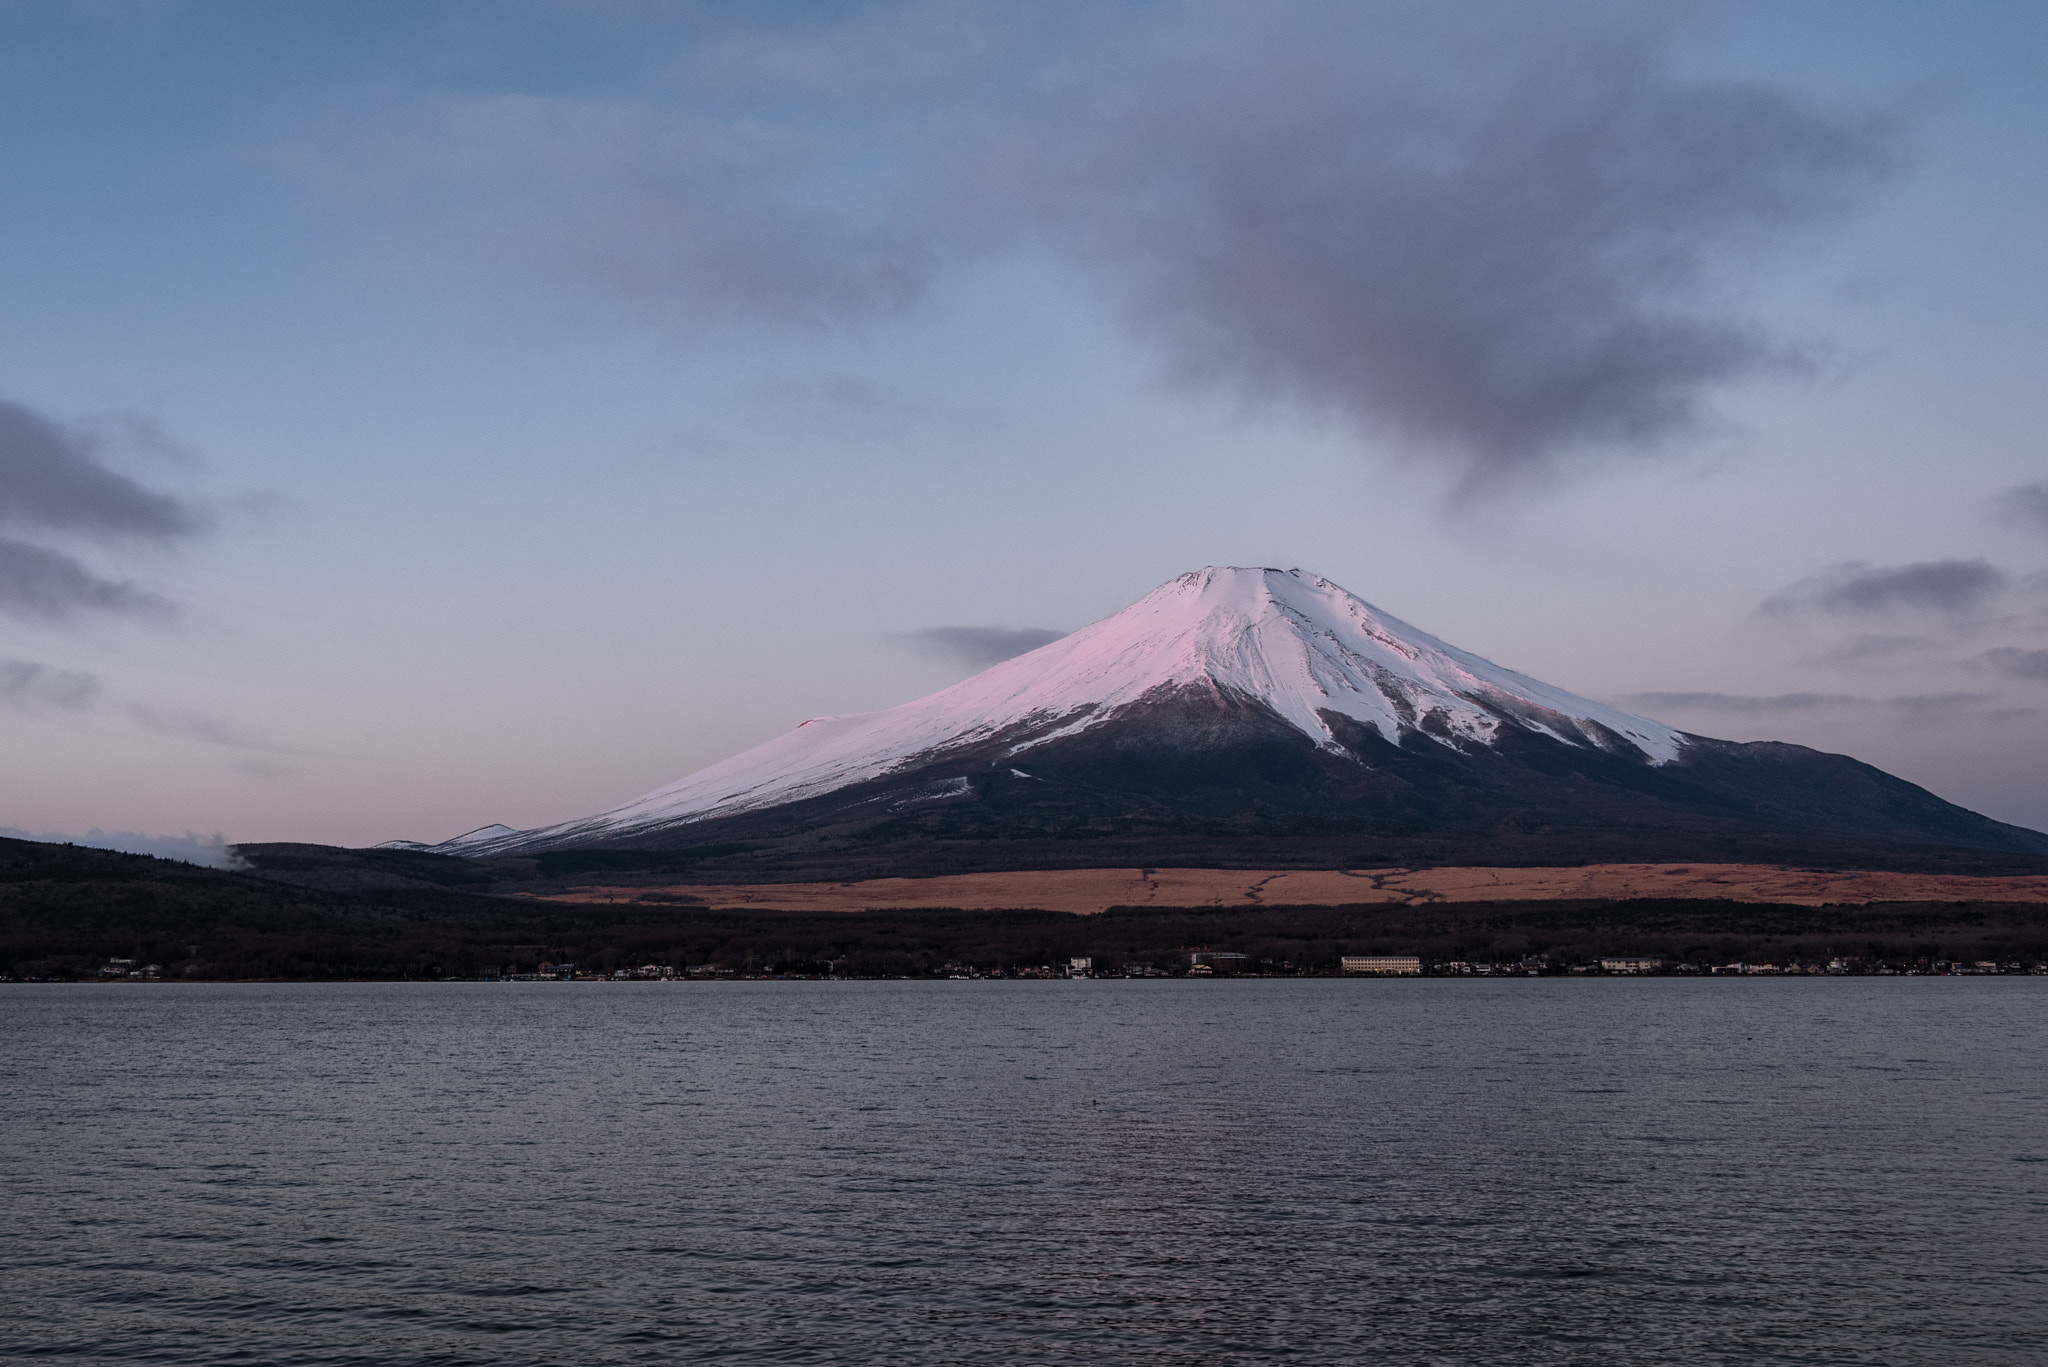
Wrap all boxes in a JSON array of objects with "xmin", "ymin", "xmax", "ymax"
[
  {"xmin": 1600, "ymin": 955, "xmax": 1664, "ymax": 974},
  {"xmin": 1341, "ymin": 955, "xmax": 1421, "ymax": 975},
  {"xmin": 1068, "ymin": 957, "xmax": 1093, "ymax": 978},
  {"xmin": 1187, "ymin": 950, "xmax": 1252, "ymax": 973}
]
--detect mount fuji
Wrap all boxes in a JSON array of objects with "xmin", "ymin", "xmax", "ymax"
[{"xmin": 421, "ymin": 567, "xmax": 2048, "ymax": 874}]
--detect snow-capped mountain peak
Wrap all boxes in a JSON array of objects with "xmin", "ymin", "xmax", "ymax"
[{"xmin": 461, "ymin": 567, "xmax": 1685, "ymax": 855}]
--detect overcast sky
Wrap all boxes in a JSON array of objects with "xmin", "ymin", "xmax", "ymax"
[{"xmin": 4, "ymin": 0, "xmax": 2048, "ymax": 853}]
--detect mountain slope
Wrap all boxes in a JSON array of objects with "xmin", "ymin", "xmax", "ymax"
[
  {"xmin": 473, "ymin": 567, "xmax": 1686, "ymax": 851},
  {"xmin": 443, "ymin": 566, "xmax": 2048, "ymax": 869}
]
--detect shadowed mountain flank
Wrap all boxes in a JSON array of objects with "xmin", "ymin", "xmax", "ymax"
[{"xmin": 401, "ymin": 568, "xmax": 2048, "ymax": 876}]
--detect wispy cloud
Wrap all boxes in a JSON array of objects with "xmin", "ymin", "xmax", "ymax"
[
  {"xmin": 1984, "ymin": 647, "xmax": 2048, "ymax": 681},
  {"xmin": 1816, "ymin": 633, "xmax": 1931, "ymax": 666},
  {"xmin": 1762, "ymin": 559, "xmax": 2009, "ymax": 619},
  {"xmin": 1993, "ymin": 479, "xmax": 2048, "ymax": 534},
  {"xmin": 1622, "ymin": 690, "xmax": 1861, "ymax": 715},
  {"xmin": 0, "ymin": 657, "xmax": 102, "ymax": 711},
  {"xmin": 1887, "ymin": 691, "xmax": 2009, "ymax": 719},
  {"xmin": 2, "ymin": 650, "xmax": 303, "ymax": 755},
  {"xmin": 0, "ymin": 537, "xmax": 175, "ymax": 621},
  {"xmin": 897, "ymin": 624, "xmax": 1066, "ymax": 671},
  {"xmin": 0, "ymin": 400, "xmax": 200, "ymax": 541},
  {"xmin": 684, "ymin": 0, "xmax": 1011, "ymax": 100},
  {"xmin": 1622, "ymin": 689, "xmax": 2005, "ymax": 722},
  {"xmin": 972, "ymin": 4, "xmax": 1895, "ymax": 485},
  {"xmin": 290, "ymin": 3, "xmax": 1896, "ymax": 485},
  {"xmin": 0, "ymin": 398, "xmax": 202, "ymax": 621},
  {"xmin": 123, "ymin": 703, "xmax": 298, "ymax": 754},
  {"xmin": 299, "ymin": 91, "xmax": 932, "ymax": 333}
]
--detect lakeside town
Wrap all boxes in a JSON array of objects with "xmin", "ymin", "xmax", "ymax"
[
  {"xmin": 20, "ymin": 949, "xmax": 2048, "ymax": 984},
  {"xmin": 447, "ymin": 950, "xmax": 2048, "ymax": 980}
]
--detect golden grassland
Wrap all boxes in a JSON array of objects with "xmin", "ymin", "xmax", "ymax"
[{"xmin": 544, "ymin": 863, "xmax": 2048, "ymax": 915}]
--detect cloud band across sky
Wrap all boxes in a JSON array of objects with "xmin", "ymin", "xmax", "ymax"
[
  {"xmin": 309, "ymin": 2, "xmax": 1895, "ymax": 486},
  {"xmin": 1761, "ymin": 559, "xmax": 2017, "ymax": 620}
]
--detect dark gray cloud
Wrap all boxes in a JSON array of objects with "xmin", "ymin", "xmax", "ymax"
[
  {"xmin": 1818, "ymin": 561, "xmax": 2007, "ymax": 614},
  {"xmin": 0, "ymin": 657, "xmax": 102, "ymax": 711},
  {"xmin": 1984, "ymin": 647, "xmax": 2048, "ymax": 681},
  {"xmin": 899, "ymin": 625, "xmax": 1066, "ymax": 671},
  {"xmin": 0, "ymin": 537, "xmax": 173, "ymax": 621},
  {"xmin": 1995, "ymin": 480, "xmax": 2048, "ymax": 534},
  {"xmin": 314, "ymin": 5, "xmax": 1893, "ymax": 482},
  {"xmin": 1762, "ymin": 559, "xmax": 2009, "ymax": 618},
  {"xmin": 975, "ymin": 2, "xmax": 1895, "ymax": 482},
  {"xmin": 0, "ymin": 400, "xmax": 200, "ymax": 541},
  {"xmin": 0, "ymin": 399, "xmax": 201, "ymax": 621}
]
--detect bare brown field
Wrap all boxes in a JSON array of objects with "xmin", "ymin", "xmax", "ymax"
[{"xmin": 546, "ymin": 863, "xmax": 2048, "ymax": 914}]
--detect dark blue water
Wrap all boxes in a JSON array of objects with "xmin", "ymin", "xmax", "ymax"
[{"xmin": 3, "ymin": 980, "xmax": 2044, "ymax": 1365}]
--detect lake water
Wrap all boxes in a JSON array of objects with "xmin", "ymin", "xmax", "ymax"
[{"xmin": 3, "ymin": 980, "xmax": 2044, "ymax": 1365}]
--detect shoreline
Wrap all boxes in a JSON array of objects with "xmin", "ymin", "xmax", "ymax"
[{"xmin": 536, "ymin": 861, "xmax": 2048, "ymax": 914}]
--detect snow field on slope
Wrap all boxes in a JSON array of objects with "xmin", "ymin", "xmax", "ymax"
[{"xmin": 474, "ymin": 567, "xmax": 1685, "ymax": 852}]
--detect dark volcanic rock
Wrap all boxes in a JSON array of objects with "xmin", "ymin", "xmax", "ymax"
[{"xmin": 551, "ymin": 688, "xmax": 2048, "ymax": 878}]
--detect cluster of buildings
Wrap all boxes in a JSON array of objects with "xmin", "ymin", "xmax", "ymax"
[
  {"xmin": 505, "ymin": 962, "xmax": 687, "ymax": 981},
  {"xmin": 490, "ymin": 953, "xmax": 2048, "ymax": 980},
  {"xmin": 14, "ymin": 951, "xmax": 2046, "ymax": 983},
  {"xmin": 1345, "ymin": 955, "xmax": 1553, "ymax": 975},
  {"xmin": 1340, "ymin": 955, "xmax": 1424, "ymax": 975},
  {"xmin": 1326, "ymin": 954, "xmax": 2048, "ymax": 977}
]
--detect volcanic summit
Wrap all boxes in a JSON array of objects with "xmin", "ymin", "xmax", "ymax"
[{"xmin": 430, "ymin": 567, "xmax": 2048, "ymax": 874}]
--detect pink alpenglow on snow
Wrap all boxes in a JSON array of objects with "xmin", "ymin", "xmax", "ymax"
[{"xmin": 453, "ymin": 568, "xmax": 1686, "ymax": 855}]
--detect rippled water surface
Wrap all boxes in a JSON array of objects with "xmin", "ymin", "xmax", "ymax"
[{"xmin": 4, "ymin": 980, "xmax": 2045, "ymax": 1365}]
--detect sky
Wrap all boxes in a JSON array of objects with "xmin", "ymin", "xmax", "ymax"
[{"xmin": 3, "ymin": 0, "xmax": 2048, "ymax": 861}]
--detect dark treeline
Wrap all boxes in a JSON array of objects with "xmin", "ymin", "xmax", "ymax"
[{"xmin": 8, "ymin": 836, "xmax": 2046, "ymax": 980}]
